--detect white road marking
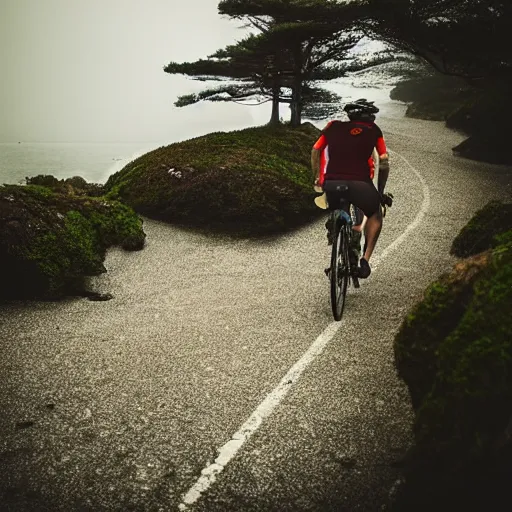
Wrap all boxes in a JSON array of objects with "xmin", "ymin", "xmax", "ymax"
[
  {"xmin": 371, "ymin": 149, "xmax": 431, "ymax": 270},
  {"xmin": 177, "ymin": 149, "xmax": 430, "ymax": 510}
]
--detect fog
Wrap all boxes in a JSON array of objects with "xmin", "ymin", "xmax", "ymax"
[
  {"xmin": 0, "ymin": 0, "xmax": 390, "ymax": 144},
  {"xmin": 0, "ymin": 0, "xmax": 262, "ymax": 143}
]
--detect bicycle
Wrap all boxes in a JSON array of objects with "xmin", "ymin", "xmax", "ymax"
[{"xmin": 321, "ymin": 183, "xmax": 393, "ymax": 321}]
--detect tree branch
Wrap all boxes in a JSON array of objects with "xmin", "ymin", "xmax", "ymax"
[{"xmin": 231, "ymin": 98, "xmax": 273, "ymax": 105}]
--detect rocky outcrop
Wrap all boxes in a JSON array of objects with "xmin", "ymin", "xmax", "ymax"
[
  {"xmin": 389, "ymin": 73, "xmax": 473, "ymax": 122},
  {"xmin": 390, "ymin": 74, "xmax": 512, "ymax": 165},
  {"xmin": 0, "ymin": 178, "xmax": 146, "ymax": 300},
  {"xmin": 392, "ymin": 200, "xmax": 512, "ymax": 511},
  {"xmin": 450, "ymin": 201, "xmax": 512, "ymax": 257}
]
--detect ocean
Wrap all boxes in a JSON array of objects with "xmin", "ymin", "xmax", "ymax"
[
  {"xmin": 0, "ymin": 76, "xmax": 400, "ymax": 187},
  {"xmin": 0, "ymin": 141, "xmax": 167, "ymax": 186}
]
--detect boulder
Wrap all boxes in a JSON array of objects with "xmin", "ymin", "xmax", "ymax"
[{"xmin": 0, "ymin": 183, "xmax": 145, "ymax": 300}]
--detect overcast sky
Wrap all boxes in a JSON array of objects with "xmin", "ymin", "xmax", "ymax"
[
  {"xmin": 0, "ymin": 0, "xmax": 391, "ymax": 143},
  {"xmin": 0, "ymin": 0, "xmax": 262, "ymax": 142}
]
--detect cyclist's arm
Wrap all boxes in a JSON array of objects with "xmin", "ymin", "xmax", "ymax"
[
  {"xmin": 375, "ymin": 128, "xmax": 389, "ymax": 195},
  {"xmin": 311, "ymin": 133, "xmax": 327, "ymax": 184}
]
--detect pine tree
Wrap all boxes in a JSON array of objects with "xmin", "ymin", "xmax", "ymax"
[{"xmin": 164, "ymin": 0, "xmax": 391, "ymax": 126}]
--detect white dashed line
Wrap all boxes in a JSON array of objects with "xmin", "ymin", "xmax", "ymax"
[{"xmin": 177, "ymin": 149, "xmax": 430, "ymax": 510}]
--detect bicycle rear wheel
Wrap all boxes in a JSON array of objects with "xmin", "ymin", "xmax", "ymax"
[{"xmin": 330, "ymin": 220, "xmax": 350, "ymax": 321}]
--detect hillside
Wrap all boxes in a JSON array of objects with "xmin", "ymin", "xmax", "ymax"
[{"xmin": 103, "ymin": 123, "xmax": 323, "ymax": 237}]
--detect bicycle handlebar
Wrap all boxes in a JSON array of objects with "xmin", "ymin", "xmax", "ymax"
[
  {"xmin": 381, "ymin": 192, "xmax": 393, "ymax": 218},
  {"xmin": 381, "ymin": 192, "xmax": 393, "ymax": 207}
]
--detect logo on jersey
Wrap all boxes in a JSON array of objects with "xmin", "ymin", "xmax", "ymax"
[{"xmin": 350, "ymin": 127, "xmax": 363, "ymax": 136}]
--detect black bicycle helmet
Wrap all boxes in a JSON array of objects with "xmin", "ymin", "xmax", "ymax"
[{"xmin": 343, "ymin": 98, "xmax": 379, "ymax": 122}]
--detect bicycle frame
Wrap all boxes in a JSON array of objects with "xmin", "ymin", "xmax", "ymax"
[
  {"xmin": 330, "ymin": 204, "xmax": 360, "ymax": 288},
  {"xmin": 319, "ymin": 181, "xmax": 394, "ymax": 320},
  {"xmin": 325, "ymin": 188, "xmax": 362, "ymax": 320}
]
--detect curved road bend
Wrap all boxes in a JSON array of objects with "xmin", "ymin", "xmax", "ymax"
[{"xmin": 1, "ymin": 112, "xmax": 511, "ymax": 511}]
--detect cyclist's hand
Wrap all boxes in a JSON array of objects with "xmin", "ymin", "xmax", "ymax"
[
  {"xmin": 314, "ymin": 178, "xmax": 322, "ymax": 193},
  {"xmin": 380, "ymin": 192, "xmax": 393, "ymax": 208}
]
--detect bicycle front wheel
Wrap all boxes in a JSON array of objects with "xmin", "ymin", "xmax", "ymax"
[{"xmin": 330, "ymin": 222, "xmax": 350, "ymax": 321}]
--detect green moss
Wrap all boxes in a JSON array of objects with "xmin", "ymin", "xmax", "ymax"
[
  {"xmin": 87, "ymin": 199, "xmax": 145, "ymax": 250},
  {"xmin": 451, "ymin": 200, "xmax": 512, "ymax": 257},
  {"xmin": 392, "ymin": 220, "xmax": 512, "ymax": 510},
  {"xmin": 394, "ymin": 256, "xmax": 487, "ymax": 409},
  {"xmin": 415, "ymin": 242, "xmax": 512, "ymax": 457},
  {"xmin": 103, "ymin": 123, "xmax": 322, "ymax": 236},
  {"xmin": 23, "ymin": 184, "xmax": 55, "ymax": 199},
  {"xmin": 0, "ymin": 184, "xmax": 145, "ymax": 299},
  {"xmin": 20, "ymin": 210, "xmax": 104, "ymax": 295},
  {"xmin": 26, "ymin": 173, "xmax": 105, "ymax": 197}
]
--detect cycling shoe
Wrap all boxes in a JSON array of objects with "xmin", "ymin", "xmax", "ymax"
[{"xmin": 358, "ymin": 258, "xmax": 371, "ymax": 279}]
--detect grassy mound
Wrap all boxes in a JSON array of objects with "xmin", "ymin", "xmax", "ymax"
[
  {"xmin": 0, "ymin": 181, "xmax": 145, "ymax": 300},
  {"xmin": 394, "ymin": 252, "xmax": 490, "ymax": 410},
  {"xmin": 451, "ymin": 132, "xmax": 511, "ymax": 165},
  {"xmin": 451, "ymin": 201, "xmax": 512, "ymax": 258},
  {"xmin": 103, "ymin": 123, "xmax": 323, "ymax": 236},
  {"xmin": 392, "ymin": 202, "xmax": 512, "ymax": 510}
]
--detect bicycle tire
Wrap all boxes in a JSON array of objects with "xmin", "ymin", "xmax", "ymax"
[{"xmin": 330, "ymin": 218, "xmax": 350, "ymax": 321}]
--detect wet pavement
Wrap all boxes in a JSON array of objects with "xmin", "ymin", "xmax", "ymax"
[{"xmin": 1, "ymin": 108, "xmax": 511, "ymax": 511}]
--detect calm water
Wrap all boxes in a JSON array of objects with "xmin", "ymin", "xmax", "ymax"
[
  {"xmin": 0, "ymin": 141, "xmax": 166, "ymax": 186},
  {"xmin": 0, "ymin": 77, "xmax": 399, "ymax": 187}
]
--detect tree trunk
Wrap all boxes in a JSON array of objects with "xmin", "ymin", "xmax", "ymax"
[
  {"xmin": 290, "ymin": 45, "xmax": 303, "ymax": 128},
  {"xmin": 290, "ymin": 80, "xmax": 302, "ymax": 127},
  {"xmin": 269, "ymin": 85, "xmax": 280, "ymax": 126}
]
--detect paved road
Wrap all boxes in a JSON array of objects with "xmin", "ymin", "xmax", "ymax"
[{"xmin": 1, "ymin": 110, "xmax": 511, "ymax": 511}]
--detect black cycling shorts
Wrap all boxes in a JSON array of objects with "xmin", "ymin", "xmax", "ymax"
[{"xmin": 323, "ymin": 179, "xmax": 381, "ymax": 218}]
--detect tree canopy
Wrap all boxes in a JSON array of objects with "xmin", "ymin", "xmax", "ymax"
[
  {"xmin": 164, "ymin": 0, "xmax": 392, "ymax": 126},
  {"xmin": 364, "ymin": 0, "xmax": 512, "ymax": 84},
  {"xmin": 284, "ymin": 0, "xmax": 511, "ymax": 84}
]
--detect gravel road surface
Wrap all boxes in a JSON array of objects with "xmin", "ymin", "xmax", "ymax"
[{"xmin": 1, "ymin": 106, "xmax": 511, "ymax": 511}]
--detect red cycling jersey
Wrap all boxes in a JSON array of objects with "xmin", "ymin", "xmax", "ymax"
[{"xmin": 313, "ymin": 120, "xmax": 387, "ymax": 185}]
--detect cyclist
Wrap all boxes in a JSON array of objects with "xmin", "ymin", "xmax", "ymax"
[{"xmin": 311, "ymin": 99, "xmax": 390, "ymax": 278}]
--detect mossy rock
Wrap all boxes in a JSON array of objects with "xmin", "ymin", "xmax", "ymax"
[
  {"xmin": 390, "ymin": 74, "xmax": 474, "ymax": 121},
  {"xmin": 452, "ymin": 134, "xmax": 512, "ymax": 165},
  {"xmin": 404, "ymin": 101, "xmax": 456, "ymax": 121},
  {"xmin": 415, "ymin": 240, "xmax": 512, "ymax": 459},
  {"xmin": 26, "ymin": 174, "xmax": 105, "ymax": 197},
  {"xmin": 394, "ymin": 252, "xmax": 491, "ymax": 409},
  {"xmin": 392, "ymin": 238, "xmax": 512, "ymax": 510},
  {"xmin": 448, "ymin": 82, "xmax": 512, "ymax": 135},
  {"xmin": 0, "ymin": 184, "xmax": 145, "ymax": 299},
  {"xmin": 451, "ymin": 200, "xmax": 512, "ymax": 258},
  {"xmin": 389, "ymin": 74, "xmax": 468, "ymax": 103},
  {"xmin": 445, "ymin": 103, "xmax": 476, "ymax": 134},
  {"xmin": 103, "ymin": 123, "xmax": 323, "ymax": 237},
  {"xmin": 392, "ymin": 206, "xmax": 512, "ymax": 510},
  {"xmin": 449, "ymin": 85, "xmax": 512, "ymax": 164},
  {"xmin": 391, "ymin": 75, "xmax": 512, "ymax": 165}
]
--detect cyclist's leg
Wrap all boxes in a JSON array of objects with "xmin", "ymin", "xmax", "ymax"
[
  {"xmin": 324, "ymin": 189, "xmax": 345, "ymax": 245},
  {"xmin": 346, "ymin": 180, "xmax": 382, "ymax": 275},
  {"xmin": 352, "ymin": 206, "xmax": 365, "ymax": 231},
  {"xmin": 323, "ymin": 192, "xmax": 334, "ymax": 245},
  {"xmin": 350, "ymin": 207, "xmax": 365, "ymax": 260},
  {"xmin": 363, "ymin": 206, "xmax": 383, "ymax": 261}
]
